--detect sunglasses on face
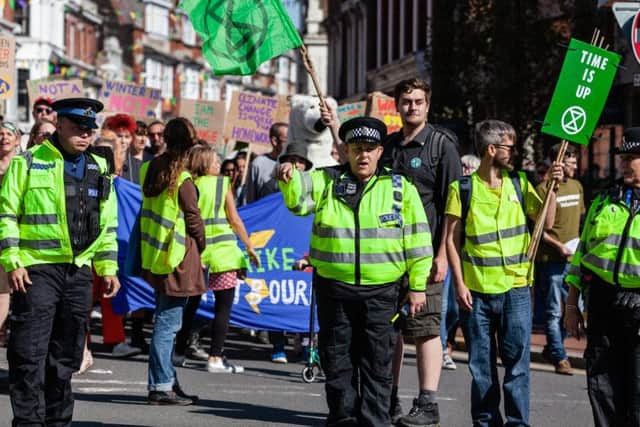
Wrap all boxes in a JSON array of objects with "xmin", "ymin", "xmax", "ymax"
[{"xmin": 35, "ymin": 107, "xmax": 53, "ymax": 114}]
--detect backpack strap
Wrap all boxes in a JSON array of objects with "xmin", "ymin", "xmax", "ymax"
[
  {"xmin": 508, "ymin": 171, "xmax": 525, "ymax": 211},
  {"xmin": 459, "ymin": 176, "xmax": 472, "ymax": 242}
]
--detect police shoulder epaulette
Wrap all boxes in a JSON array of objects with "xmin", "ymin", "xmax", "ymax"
[{"xmin": 19, "ymin": 149, "xmax": 33, "ymax": 170}]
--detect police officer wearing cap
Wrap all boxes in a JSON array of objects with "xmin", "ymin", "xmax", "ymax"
[
  {"xmin": 0, "ymin": 98, "xmax": 120, "ymax": 426},
  {"xmin": 277, "ymin": 117, "xmax": 433, "ymax": 426},
  {"xmin": 564, "ymin": 127, "xmax": 640, "ymax": 426}
]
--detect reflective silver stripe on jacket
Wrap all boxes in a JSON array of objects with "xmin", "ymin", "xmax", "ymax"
[
  {"xmin": 141, "ymin": 232, "xmax": 186, "ymax": 251},
  {"xmin": 213, "ymin": 178, "xmax": 224, "ymax": 218},
  {"xmin": 582, "ymin": 253, "xmax": 640, "ymax": 277},
  {"xmin": 310, "ymin": 248, "xmax": 405, "ymax": 264},
  {"xmin": 313, "ymin": 222, "xmax": 431, "ymax": 240},
  {"xmin": 466, "ymin": 224, "xmax": 528, "ymax": 245},
  {"xmin": 19, "ymin": 214, "xmax": 58, "ymax": 225},
  {"xmin": 0, "ymin": 214, "xmax": 17, "ymax": 222},
  {"xmin": 462, "ymin": 252, "xmax": 528, "ymax": 267},
  {"xmin": 292, "ymin": 172, "xmax": 315, "ymax": 213},
  {"xmin": 141, "ymin": 209, "xmax": 175, "ymax": 230},
  {"xmin": 205, "ymin": 235, "xmax": 236, "ymax": 245},
  {"xmin": 95, "ymin": 251, "xmax": 117, "ymax": 262},
  {"xmin": 0, "ymin": 237, "xmax": 19, "ymax": 250},
  {"xmin": 19, "ymin": 239, "xmax": 61, "ymax": 250},
  {"xmin": 203, "ymin": 218, "xmax": 228, "ymax": 226}
]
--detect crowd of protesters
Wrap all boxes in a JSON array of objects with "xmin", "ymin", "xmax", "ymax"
[{"xmin": 0, "ymin": 75, "xmax": 637, "ymax": 427}]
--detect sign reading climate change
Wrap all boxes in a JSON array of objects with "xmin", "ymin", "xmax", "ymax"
[
  {"xmin": 111, "ymin": 179, "xmax": 317, "ymax": 333},
  {"xmin": 542, "ymin": 38, "xmax": 620, "ymax": 145}
]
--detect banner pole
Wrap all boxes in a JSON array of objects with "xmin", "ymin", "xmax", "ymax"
[
  {"xmin": 526, "ymin": 140, "xmax": 569, "ymax": 263},
  {"xmin": 299, "ymin": 45, "xmax": 340, "ymax": 144}
]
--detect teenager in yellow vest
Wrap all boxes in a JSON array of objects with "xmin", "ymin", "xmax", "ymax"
[
  {"xmin": 187, "ymin": 145, "xmax": 259, "ymax": 374},
  {"xmin": 445, "ymin": 120, "xmax": 563, "ymax": 427}
]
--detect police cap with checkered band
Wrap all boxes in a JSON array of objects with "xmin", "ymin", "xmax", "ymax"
[
  {"xmin": 339, "ymin": 117, "xmax": 387, "ymax": 145},
  {"xmin": 51, "ymin": 97, "xmax": 104, "ymax": 129},
  {"xmin": 617, "ymin": 127, "xmax": 640, "ymax": 155}
]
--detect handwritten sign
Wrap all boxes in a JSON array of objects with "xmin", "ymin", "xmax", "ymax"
[
  {"xmin": 179, "ymin": 99, "xmax": 226, "ymax": 144},
  {"xmin": 27, "ymin": 78, "xmax": 84, "ymax": 106},
  {"xmin": 99, "ymin": 80, "xmax": 161, "ymax": 121},
  {"xmin": 367, "ymin": 92, "xmax": 402, "ymax": 134},
  {"xmin": 337, "ymin": 101, "xmax": 366, "ymax": 123},
  {"xmin": 0, "ymin": 36, "xmax": 15, "ymax": 100},
  {"xmin": 224, "ymin": 91, "xmax": 286, "ymax": 145}
]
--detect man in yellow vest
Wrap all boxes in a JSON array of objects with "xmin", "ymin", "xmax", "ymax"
[
  {"xmin": 0, "ymin": 98, "xmax": 120, "ymax": 426},
  {"xmin": 444, "ymin": 120, "xmax": 563, "ymax": 426},
  {"xmin": 277, "ymin": 117, "xmax": 433, "ymax": 427},
  {"xmin": 564, "ymin": 127, "xmax": 640, "ymax": 426}
]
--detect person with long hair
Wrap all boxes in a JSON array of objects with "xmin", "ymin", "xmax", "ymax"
[
  {"xmin": 187, "ymin": 145, "xmax": 260, "ymax": 373},
  {"xmin": 140, "ymin": 117, "xmax": 205, "ymax": 405},
  {"xmin": 27, "ymin": 119, "xmax": 56, "ymax": 149}
]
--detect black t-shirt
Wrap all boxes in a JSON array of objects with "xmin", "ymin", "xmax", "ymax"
[{"xmin": 382, "ymin": 124, "xmax": 461, "ymax": 252}]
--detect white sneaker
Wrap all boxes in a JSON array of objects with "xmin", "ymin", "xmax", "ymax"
[
  {"xmin": 442, "ymin": 354, "xmax": 457, "ymax": 370},
  {"xmin": 207, "ymin": 357, "xmax": 244, "ymax": 374}
]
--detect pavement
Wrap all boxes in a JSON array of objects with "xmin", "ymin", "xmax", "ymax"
[{"xmin": 451, "ymin": 326, "xmax": 587, "ymax": 371}]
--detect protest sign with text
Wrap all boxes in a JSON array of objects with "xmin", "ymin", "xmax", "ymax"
[
  {"xmin": 542, "ymin": 38, "xmax": 621, "ymax": 145},
  {"xmin": 99, "ymin": 80, "xmax": 162, "ymax": 121},
  {"xmin": 367, "ymin": 92, "xmax": 402, "ymax": 134},
  {"xmin": 179, "ymin": 99, "xmax": 226, "ymax": 144},
  {"xmin": 0, "ymin": 36, "xmax": 15, "ymax": 100},
  {"xmin": 337, "ymin": 101, "xmax": 366, "ymax": 123},
  {"xmin": 224, "ymin": 91, "xmax": 286, "ymax": 145},
  {"xmin": 27, "ymin": 78, "xmax": 84, "ymax": 106}
]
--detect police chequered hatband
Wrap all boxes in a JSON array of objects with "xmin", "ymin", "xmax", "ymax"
[
  {"xmin": 344, "ymin": 126, "xmax": 382, "ymax": 144},
  {"xmin": 620, "ymin": 138, "xmax": 640, "ymax": 154}
]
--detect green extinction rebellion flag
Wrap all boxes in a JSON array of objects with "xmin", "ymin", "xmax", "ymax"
[
  {"xmin": 180, "ymin": 0, "xmax": 304, "ymax": 76},
  {"xmin": 542, "ymin": 38, "xmax": 620, "ymax": 145}
]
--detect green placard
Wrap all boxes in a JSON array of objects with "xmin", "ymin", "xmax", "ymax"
[{"xmin": 541, "ymin": 38, "xmax": 620, "ymax": 145}]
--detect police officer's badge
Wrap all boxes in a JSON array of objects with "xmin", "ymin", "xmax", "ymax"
[
  {"xmin": 410, "ymin": 157, "xmax": 422, "ymax": 168},
  {"xmin": 84, "ymin": 107, "xmax": 93, "ymax": 117}
]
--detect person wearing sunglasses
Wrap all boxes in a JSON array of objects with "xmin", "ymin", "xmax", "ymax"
[
  {"xmin": 27, "ymin": 119, "xmax": 56, "ymax": 149},
  {"xmin": 32, "ymin": 97, "xmax": 56, "ymax": 123}
]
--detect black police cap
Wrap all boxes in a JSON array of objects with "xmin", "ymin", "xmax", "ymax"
[
  {"xmin": 339, "ymin": 117, "xmax": 387, "ymax": 145},
  {"xmin": 617, "ymin": 127, "xmax": 640, "ymax": 155},
  {"xmin": 51, "ymin": 97, "xmax": 104, "ymax": 129}
]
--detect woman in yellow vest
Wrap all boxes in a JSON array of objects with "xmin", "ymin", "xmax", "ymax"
[
  {"xmin": 140, "ymin": 118, "xmax": 205, "ymax": 406},
  {"xmin": 187, "ymin": 145, "xmax": 259, "ymax": 374}
]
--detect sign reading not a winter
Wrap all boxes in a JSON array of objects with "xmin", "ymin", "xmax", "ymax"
[
  {"xmin": 542, "ymin": 38, "xmax": 620, "ymax": 145},
  {"xmin": 99, "ymin": 80, "xmax": 162, "ymax": 121}
]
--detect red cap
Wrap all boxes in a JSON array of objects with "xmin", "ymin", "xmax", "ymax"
[{"xmin": 33, "ymin": 96, "xmax": 54, "ymax": 107}]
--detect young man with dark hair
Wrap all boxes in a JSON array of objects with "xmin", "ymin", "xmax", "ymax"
[{"xmin": 383, "ymin": 77, "xmax": 461, "ymax": 427}]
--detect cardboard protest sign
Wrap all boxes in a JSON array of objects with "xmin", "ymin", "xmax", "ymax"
[
  {"xmin": 27, "ymin": 78, "xmax": 84, "ymax": 105},
  {"xmin": 367, "ymin": 92, "xmax": 402, "ymax": 134},
  {"xmin": 224, "ymin": 91, "xmax": 284, "ymax": 145},
  {"xmin": 99, "ymin": 80, "xmax": 162, "ymax": 121},
  {"xmin": 179, "ymin": 99, "xmax": 226, "ymax": 144},
  {"xmin": 542, "ymin": 38, "xmax": 621, "ymax": 145},
  {"xmin": 274, "ymin": 95, "xmax": 290, "ymax": 124},
  {"xmin": 0, "ymin": 36, "xmax": 15, "ymax": 100},
  {"xmin": 337, "ymin": 101, "xmax": 366, "ymax": 123}
]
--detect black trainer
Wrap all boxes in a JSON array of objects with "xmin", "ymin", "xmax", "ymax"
[
  {"xmin": 173, "ymin": 381, "xmax": 199, "ymax": 403},
  {"xmin": 148, "ymin": 391, "xmax": 193, "ymax": 406},
  {"xmin": 398, "ymin": 399, "xmax": 440, "ymax": 427},
  {"xmin": 390, "ymin": 395, "xmax": 404, "ymax": 425}
]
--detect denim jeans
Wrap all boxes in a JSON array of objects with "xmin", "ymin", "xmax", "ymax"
[
  {"xmin": 535, "ymin": 262, "xmax": 568, "ymax": 363},
  {"xmin": 440, "ymin": 271, "xmax": 459, "ymax": 351},
  {"xmin": 148, "ymin": 294, "xmax": 188, "ymax": 392},
  {"xmin": 459, "ymin": 286, "xmax": 532, "ymax": 427}
]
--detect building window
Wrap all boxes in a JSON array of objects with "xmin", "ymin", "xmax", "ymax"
[
  {"xmin": 14, "ymin": 3, "xmax": 28, "ymax": 35},
  {"xmin": 182, "ymin": 15, "xmax": 196, "ymax": 46},
  {"xmin": 202, "ymin": 77, "xmax": 220, "ymax": 101},
  {"xmin": 145, "ymin": 58, "xmax": 162, "ymax": 89},
  {"xmin": 17, "ymin": 68, "xmax": 29, "ymax": 122},
  {"xmin": 145, "ymin": 3, "xmax": 169, "ymax": 38},
  {"xmin": 181, "ymin": 67, "xmax": 199, "ymax": 100},
  {"xmin": 162, "ymin": 64, "xmax": 173, "ymax": 99}
]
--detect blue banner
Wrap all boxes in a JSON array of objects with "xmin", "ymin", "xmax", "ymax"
[{"xmin": 111, "ymin": 178, "xmax": 317, "ymax": 333}]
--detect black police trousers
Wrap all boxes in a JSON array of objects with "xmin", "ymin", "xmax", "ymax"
[
  {"xmin": 8, "ymin": 263, "xmax": 93, "ymax": 427},
  {"xmin": 316, "ymin": 282, "xmax": 398, "ymax": 427},
  {"xmin": 585, "ymin": 278, "xmax": 640, "ymax": 427}
]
